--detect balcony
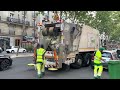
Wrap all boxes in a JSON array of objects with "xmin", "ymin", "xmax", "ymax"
[{"xmin": 7, "ymin": 17, "xmax": 30, "ymax": 26}]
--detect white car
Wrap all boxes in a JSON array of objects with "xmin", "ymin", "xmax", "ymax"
[{"xmin": 6, "ymin": 46, "xmax": 26, "ymax": 53}]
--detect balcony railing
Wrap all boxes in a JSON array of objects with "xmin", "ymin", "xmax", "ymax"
[{"xmin": 7, "ymin": 17, "xmax": 30, "ymax": 26}]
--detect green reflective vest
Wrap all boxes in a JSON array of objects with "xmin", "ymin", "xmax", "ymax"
[
  {"xmin": 94, "ymin": 50, "xmax": 102, "ymax": 64},
  {"xmin": 36, "ymin": 48, "xmax": 46, "ymax": 62}
]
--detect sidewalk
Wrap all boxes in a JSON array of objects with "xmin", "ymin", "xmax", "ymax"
[
  {"xmin": 1, "ymin": 51, "xmax": 33, "ymax": 59},
  {"xmin": 10, "ymin": 53, "xmax": 33, "ymax": 58}
]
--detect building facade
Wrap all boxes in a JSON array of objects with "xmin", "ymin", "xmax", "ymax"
[
  {"xmin": 0, "ymin": 11, "xmax": 38, "ymax": 50},
  {"xmin": 0, "ymin": 11, "xmax": 70, "ymax": 50}
]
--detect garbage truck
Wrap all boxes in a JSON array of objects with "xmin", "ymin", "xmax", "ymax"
[{"xmin": 40, "ymin": 22, "xmax": 100, "ymax": 71}]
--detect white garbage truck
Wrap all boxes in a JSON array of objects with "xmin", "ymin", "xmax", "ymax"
[{"xmin": 41, "ymin": 22, "xmax": 99, "ymax": 71}]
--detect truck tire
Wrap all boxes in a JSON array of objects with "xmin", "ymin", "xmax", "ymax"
[
  {"xmin": 70, "ymin": 55, "xmax": 82, "ymax": 69},
  {"xmin": 83, "ymin": 53, "xmax": 91, "ymax": 67}
]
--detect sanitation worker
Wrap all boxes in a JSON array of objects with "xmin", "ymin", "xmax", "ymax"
[
  {"xmin": 94, "ymin": 47, "xmax": 105, "ymax": 79},
  {"xmin": 35, "ymin": 44, "xmax": 46, "ymax": 78}
]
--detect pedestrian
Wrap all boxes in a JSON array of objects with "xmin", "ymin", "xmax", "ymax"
[
  {"xmin": 35, "ymin": 44, "xmax": 46, "ymax": 78},
  {"xmin": 94, "ymin": 47, "xmax": 105, "ymax": 79}
]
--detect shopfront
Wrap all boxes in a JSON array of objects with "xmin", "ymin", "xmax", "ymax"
[{"xmin": 0, "ymin": 36, "xmax": 10, "ymax": 51}]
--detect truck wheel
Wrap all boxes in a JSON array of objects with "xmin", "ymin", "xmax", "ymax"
[
  {"xmin": 70, "ymin": 55, "xmax": 82, "ymax": 69},
  {"xmin": 83, "ymin": 53, "xmax": 91, "ymax": 67},
  {"xmin": 62, "ymin": 63, "xmax": 70, "ymax": 71}
]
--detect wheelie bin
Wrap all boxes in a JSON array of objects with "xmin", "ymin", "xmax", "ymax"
[{"xmin": 108, "ymin": 60, "xmax": 120, "ymax": 79}]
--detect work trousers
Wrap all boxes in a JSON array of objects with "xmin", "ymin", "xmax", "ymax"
[
  {"xmin": 36, "ymin": 60, "xmax": 45, "ymax": 75},
  {"xmin": 94, "ymin": 64, "xmax": 103, "ymax": 77}
]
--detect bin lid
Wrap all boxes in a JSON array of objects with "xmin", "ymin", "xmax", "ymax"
[{"xmin": 108, "ymin": 60, "xmax": 120, "ymax": 64}]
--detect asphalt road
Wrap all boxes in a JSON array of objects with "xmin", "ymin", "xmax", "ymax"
[
  {"xmin": 1, "ymin": 51, "xmax": 33, "ymax": 58},
  {"xmin": 0, "ymin": 57, "xmax": 109, "ymax": 79}
]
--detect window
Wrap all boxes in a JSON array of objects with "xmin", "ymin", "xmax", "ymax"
[
  {"xmin": 15, "ymin": 39, "xmax": 20, "ymax": 46},
  {"xmin": 14, "ymin": 46, "xmax": 19, "ymax": 48},
  {"xmin": 9, "ymin": 26, "xmax": 15, "ymax": 35},
  {"xmin": 7, "ymin": 46, "xmax": 11, "ymax": 49},
  {"xmin": 102, "ymin": 52, "xmax": 112, "ymax": 58}
]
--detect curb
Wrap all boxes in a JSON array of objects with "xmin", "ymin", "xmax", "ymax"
[{"xmin": 11, "ymin": 54, "xmax": 33, "ymax": 59}]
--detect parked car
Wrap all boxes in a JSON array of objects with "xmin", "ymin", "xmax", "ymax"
[
  {"xmin": 0, "ymin": 55, "xmax": 12, "ymax": 71},
  {"xmin": 6, "ymin": 46, "xmax": 27, "ymax": 53},
  {"xmin": 91, "ymin": 50, "xmax": 119, "ymax": 69}
]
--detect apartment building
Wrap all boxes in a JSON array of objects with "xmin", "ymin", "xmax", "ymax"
[
  {"xmin": 0, "ymin": 11, "xmax": 39, "ymax": 50},
  {"xmin": 0, "ymin": 11, "xmax": 70, "ymax": 50}
]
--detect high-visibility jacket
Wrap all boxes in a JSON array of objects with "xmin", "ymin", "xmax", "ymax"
[
  {"xmin": 94, "ymin": 50, "xmax": 102, "ymax": 64},
  {"xmin": 36, "ymin": 48, "xmax": 46, "ymax": 62}
]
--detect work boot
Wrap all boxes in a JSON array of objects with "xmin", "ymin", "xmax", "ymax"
[
  {"xmin": 41, "ymin": 72, "xmax": 45, "ymax": 76},
  {"xmin": 94, "ymin": 77, "xmax": 98, "ymax": 79},
  {"xmin": 38, "ymin": 74, "xmax": 42, "ymax": 78},
  {"xmin": 97, "ymin": 76, "xmax": 101, "ymax": 79}
]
